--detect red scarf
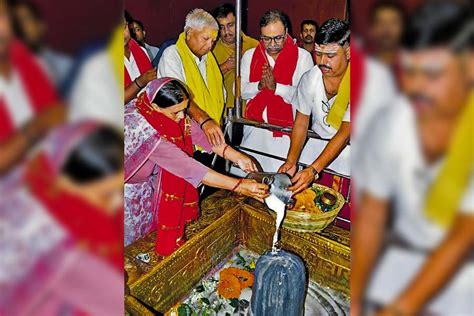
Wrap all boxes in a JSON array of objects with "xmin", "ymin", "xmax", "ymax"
[
  {"xmin": 124, "ymin": 39, "xmax": 152, "ymax": 87},
  {"xmin": 24, "ymin": 154, "xmax": 124, "ymax": 270},
  {"xmin": 0, "ymin": 40, "xmax": 59, "ymax": 142},
  {"xmin": 135, "ymin": 93, "xmax": 199, "ymax": 256},
  {"xmin": 245, "ymin": 36, "xmax": 298, "ymax": 137}
]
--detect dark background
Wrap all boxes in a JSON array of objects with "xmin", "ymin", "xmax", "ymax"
[{"xmin": 125, "ymin": 0, "xmax": 347, "ymax": 46}]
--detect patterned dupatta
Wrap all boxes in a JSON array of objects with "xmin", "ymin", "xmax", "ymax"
[{"xmin": 133, "ymin": 78, "xmax": 199, "ymax": 256}]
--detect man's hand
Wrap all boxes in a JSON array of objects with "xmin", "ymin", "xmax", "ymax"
[
  {"xmin": 136, "ymin": 68, "xmax": 157, "ymax": 87},
  {"xmin": 277, "ymin": 160, "xmax": 298, "ymax": 177},
  {"xmin": 288, "ymin": 167, "xmax": 316, "ymax": 194},
  {"xmin": 201, "ymin": 119, "xmax": 225, "ymax": 147},
  {"xmin": 263, "ymin": 65, "xmax": 276, "ymax": 91},
  {"xmin": 27, "ymin": 104, "xmax": 65, "ymax": 137},
  {"xmin": 220, "ymin": 55, "xmax": 235, "ymax": 74}
]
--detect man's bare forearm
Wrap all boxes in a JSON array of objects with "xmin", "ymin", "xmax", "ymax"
[
  {"xmin": 311, "ymin": 122, "xmax": 349, "ymax": 173},
  {"xmin": 187, "ymin": 101, "xmax": 210, "ymax": 125},
  {"xmin": 392, "ymin": 214, "xmax": 474, "ymax": 313},
  {"xmin": 351, "ymin": 193, "xmax": 390, "ymax": 304},
  {"xmin": 286, "ymin": 111, "xmax": 310, "ymax": 163}
]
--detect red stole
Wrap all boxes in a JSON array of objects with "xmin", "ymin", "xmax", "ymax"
[
  {"xmin": 124, "ymin": 39, "xmax": 152, "ymax": 88},
  {"xmin": 245, "ymin": 36, "xmax": 298, "ymax": 137},
  {"xmin": 0, "ymin": 40, "xmax": 59, "ymax": 142},
  {"xmin": 24, "ymin": 154, "xmax": 124, "ymax": 270},
  {"xmin": 135, "ymin": 93, "xmax": 199, "ymax": 256}
]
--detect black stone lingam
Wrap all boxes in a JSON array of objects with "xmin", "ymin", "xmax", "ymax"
[{"xmin": 250, "ymin": 250, "xmax": 306, "ymax": 316}]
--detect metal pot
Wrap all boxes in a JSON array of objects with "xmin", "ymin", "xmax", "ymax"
[{"xmin": 246, "ymin": 172, "xmax": 293, "ymax": 207}]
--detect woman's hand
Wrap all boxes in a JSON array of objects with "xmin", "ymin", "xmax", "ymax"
[
  {"xmin": 236, "ymin": 179, "xmax": 269, "ymax": 202},
  {"xmin": 235, "ymin": 154, "xmax": 259, "ymax": 173},
  {"xmin": 202, "ymin": 119, "xmax": 225, "ymax": 147}
]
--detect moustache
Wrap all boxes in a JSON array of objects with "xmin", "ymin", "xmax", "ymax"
[
  {"xmin": 318, "ymin": 64, "xmax": 332, "ymax": 71},
  {"xmin": 408, "ymin": 93, "xmax": 434, "ymax": 107},
  {"xmin": 304, "ymin": 35, "xmax": 313, "ymax": 40}
]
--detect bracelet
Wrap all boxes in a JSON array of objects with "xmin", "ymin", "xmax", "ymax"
[
  {"xmin": 134, "ymin": 78, "xmax": 144, "ymax": 89},
  {"xmin": 200, "ymin": 117, "xmax": 213, "ymax": 129},
  {"xmin": 231, "ymin": 178, "xmax": 243, "ymax": 192},
  {"xmin": 222, "ymin": 145, "xmax": 230, "ymax": 159}
]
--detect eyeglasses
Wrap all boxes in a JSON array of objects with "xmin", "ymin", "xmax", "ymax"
[{"xmin": 260, "ymin": 34, "xmax": 286, "ymax": 44}]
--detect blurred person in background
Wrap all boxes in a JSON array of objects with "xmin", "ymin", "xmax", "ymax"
[
  {"xmin": 351, "ymin": 1, "xmax": 473, "ymax": 315},
  {"xmin": 124, "ymin": 78, "xmax": 267, "ymax": 254},
  {"xmin": 129, "ymin": 19, "xmax": 160, "ymax": 62},
  {"xmin": 278, "ymin": 18, "xmax": 351, "ymax": 194},
  {"xmin": 236, "ymin": 10, "xmax": 313, "ymax": 174},
  {"xmin": 11, "ymin": 0, "xmax": 73, "ymax": 92},
  {"xmin": 0, "ymin": 1, "xmax": 64, "ymax": 176},
  {"xmin": 367, "ymin": 0, "xmax": 405, "ymax": 75},
  {"xmin": 212, "ymin": 3, "xmax": 258, "ymax": 112},
  {"xmin": 298, "ymin": 19, "xmax": 318, "ymax": 64},
  {"xmin": 0, "ymin": 122, "xmax": 123, "ymax": 315},
  {"xmin": 68, "ymin": 24, "xmax": 123, "ymax": 128}
]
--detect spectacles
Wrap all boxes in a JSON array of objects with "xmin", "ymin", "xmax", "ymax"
[{"xmin": 261, "ymin": 34, "xmax": 286, "ymax": 44}]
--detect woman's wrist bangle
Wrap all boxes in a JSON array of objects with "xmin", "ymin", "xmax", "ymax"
[
  {"xmin": 222, "ymin": 145, "xmax": 230, "ymax": 159},
  {"xmin": 134, "ymin": 78, "xmax": 144, "ymax": 89},
  {"xmin": 231, "ymin": 178, "xmax": 243, "ymax": 192},
  {"xmin": 200, "ymin": 117, "xmax": 213, "ymax": 129}
]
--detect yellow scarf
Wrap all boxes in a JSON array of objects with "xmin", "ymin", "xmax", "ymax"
[
  {"xmin": 107, "ymin": 25, "xmax": 124, "ymax": 92},
  {"xmin": 327, "ymin": 63, "xmax": 350, "ymax": 130},
  {"xmin": 424, "ymin": 91, "xmax": 474, "ymax": 228},
  {"xmin": 176, "ymin": 32, "xmax": 224, "ymax": 123},
  {"xmin": 213, "ymin": 32, "xmax": 259, "ymax": 109}
]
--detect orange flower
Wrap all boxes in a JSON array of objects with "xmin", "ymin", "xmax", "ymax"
[
  {"xmin": 221, "ymin": 267, "xmax": 255, "ymax": 288},
  {"xmin": 217, "ymin": 272, "xmax": 241, "ymax": 299}
]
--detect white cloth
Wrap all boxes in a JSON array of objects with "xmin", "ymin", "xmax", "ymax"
[
  {"xmin": 0, "ymin": 70, "xmax": 34, "ymax": 128},
  {"xmin": 157, "ymin": 44, "xmax": 207, "ymax": 85},
  {"xmin": 357, "ymin": 96, "xmax": 474, "ymax": 315},
  {"xmin": 68, "ymin": 50, "xmax": 123, "ymax": 128},
  {"xmin": 293, "ymin": 65, "xmax": 351, "ymax": 175},
  {"xmin": 233, "ymin": 47, "xmax": 313, "ymax": 174},
  {"xmin": 124, "ymin": 46, "xmax": 149, "ymax": 82}
]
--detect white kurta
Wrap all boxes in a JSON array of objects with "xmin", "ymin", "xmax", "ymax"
[
  {"xmin": 357, "ymin": 96, "xmax": 474, "ymax": 315},
  {"xmin": 232, "ymin": 47, "xmax": 313, "ymax": 175},
  {"xmin": 0, "ymin": 70, "xmax": 35, "ymax": 129},
  {"xmin": 293, "ymin": 65, "xmax": 351, "ymax": 176}
]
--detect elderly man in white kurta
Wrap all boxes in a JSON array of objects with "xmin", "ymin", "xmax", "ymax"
[{"xmin": 232, "ymin": 10, "xmax": 313, "ymax": 175}]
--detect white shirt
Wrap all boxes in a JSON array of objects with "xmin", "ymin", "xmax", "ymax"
[
  {"xmin": 0, "ymin": 70, "xmax": 34, "ymax": 128},
  {"xmin": 69, "ymin": 50, "xmax": 123, "ymax": 128},
  {"xmin": 124, "ymin": 46, "xmax": 149, "ymax": 82},
  {"xmin": 230, "ymin": 46, "xmax": 313, "ymax": 174},
  {"xmin": 294, "ymin": 65, "xmax": 350, "ymax": 139},
  {"xmin": 241, "ymin": 46, "xmax": 314, "ymax": 108},
  {"xmin": 157, "ymin": 44, "xmax": 207, "ymax": 85},
  {"xmin": 358, "ymin": 96, "xmax": 474, "ymax": 250}
]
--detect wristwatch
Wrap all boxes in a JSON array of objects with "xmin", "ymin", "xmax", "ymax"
[{"xmin": 307, "ymin": 165, "xmax": 320, "ymax": 180}]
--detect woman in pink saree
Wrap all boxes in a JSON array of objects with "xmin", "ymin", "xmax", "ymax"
[
  {"xmin": 125, "ymin": 77, "xmax": 268, "ymax": 255},
  {"xmin": 0, "ymin": 122, "xmax": 124, "ymax": 315}
]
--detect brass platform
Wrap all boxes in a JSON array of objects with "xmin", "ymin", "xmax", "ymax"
[{"xmin": 124, "ymin": 190, "xmax": 350, "ymax": 314}]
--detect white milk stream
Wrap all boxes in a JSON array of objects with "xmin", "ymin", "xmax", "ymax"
[{"xmin": 264, "ymin": 194, "xmax": 287, "ymax": 253}]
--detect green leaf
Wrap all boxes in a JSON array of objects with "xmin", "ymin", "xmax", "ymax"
[
  {"xmin": 201, "ymin": 297, "xmax": 211, "ymax": 305},
  {"xmin": 196, "ymin": 285, "xmax": 205, "ymax": 293},
  {"xmin": 236, "ymin": 252, "xmax": 246, "ymax": 265},
  {"xmin": 229, "ymin": 298, "xmax": 239, "ymax": 313},
  {"xmin": 177, "ymin": 304, "xmax": 193, "ymax": 316},
  {"xmin": 240, "ymin": 299, "xmax": 250, "ymax": 309}
]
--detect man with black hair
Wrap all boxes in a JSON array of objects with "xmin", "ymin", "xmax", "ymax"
[
  {"xmin": 233, "ymin": 10, "xmax": 313, "ymax": 175},
  {"xmin": 368, "ymin": 0, "xmax": 405, "ymax": 71},
  {"xmin": 352, "ymin": 1, "xmax": 473, "ymax": 315},
  {"xmin": 129, "ymin": 19, "xmax": 160, "ymax": 61},
  {"xmin": 278, "ymin": 18, "xmax": 351, "ymax": 193},
  {"xmin": 11, "ymin": 0, "xmax": 73, "ymax": 89},
  {"xmin": 212, "ymin": 3, "xmax": 258, "ymax": 111},
  {"xmin": 298, "ymin": 19, "xmax": 318, "ymax": 63}
]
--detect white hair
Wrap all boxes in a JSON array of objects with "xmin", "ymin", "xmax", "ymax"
[{"xmin": 184, "ymin": 8, "xmax": 218, "ymax": 32}]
